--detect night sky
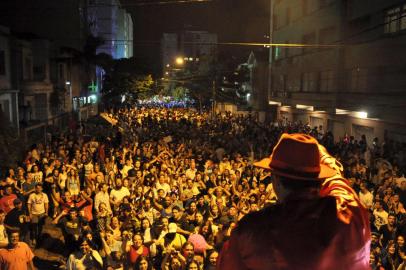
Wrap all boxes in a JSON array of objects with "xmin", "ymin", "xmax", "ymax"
[
  {"xmin": 0, "ymin": 0, "xmax": 270, "ymax": 75},
  {"xmin": 122, "ymin": 0, "xmax": 270, "ymax": 72}
]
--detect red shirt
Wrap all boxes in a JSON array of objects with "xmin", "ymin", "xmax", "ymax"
[
  {"xmin": 0, "ymin": 194, "xmax": 17, "ymax": 214},
  {"xmin": 218, "ymin": 176, "xmax": 371, "ymax": 270},
  {"xmin": 128, "ymin": 245, "xmax": 149, "ymax": 264}
]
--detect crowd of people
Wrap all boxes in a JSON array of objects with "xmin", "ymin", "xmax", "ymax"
[{"xmin": 0, "ymin": 106, "xmax": 405, "ymax": 270}]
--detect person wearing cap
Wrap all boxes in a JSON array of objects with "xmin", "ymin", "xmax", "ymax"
[
  {"xmin": 157, "ymin": 223, "xmax": 187, "ymax": 252},
  {"xmin": 217, "ymin": 133, "xmax": 371, "ymax": 270}
]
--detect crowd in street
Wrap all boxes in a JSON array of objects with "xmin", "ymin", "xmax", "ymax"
[{"xmin": 0, "ymin": 106, "xmax": 405, "ymax": 270}]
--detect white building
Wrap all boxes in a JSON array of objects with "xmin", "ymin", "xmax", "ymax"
[{"xmin": 88, "ymin": 0, "xmax": 133, "ymax": 59}]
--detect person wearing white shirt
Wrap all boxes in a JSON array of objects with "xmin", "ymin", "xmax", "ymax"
[
  {"xmin": 185, "ymin": 162, "xmax": 197, "ymax": 180},
  {"xmin": 67, "ymin": 238, "xmax": 103, "ymax": 270},
  {"xmin": 109, "ymin": 179, "xmax": 130, "ymax": 212},
  {"xmin": 95, "ymin": 183, "xmax": 112, "ymax": 214},
  {"xmin": 373, "ymin": 200, "xmax": 389, "ymax": 230},
  {"xmin": 359, "ymin": 183, "xmax": 373, "ymax": 209},
  {"xmin": 27, "ymin": 183, "xmax": 49, "ymax": 245},
  {"xmin": 120, "ymin": 159, "xmax": 133, "ymax": 179},
  {"xmin": 154, "ymin": 174, "xmax": 171, "ymax": 198},
  {"xmin": 0, "ymin": 211, "xmax": 8, "ymax": 248}
]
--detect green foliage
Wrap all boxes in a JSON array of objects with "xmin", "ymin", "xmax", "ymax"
[
  {"xmin": 172, "ymin": 86, "xmax": 188, "ymax": 100},
  {"xmin": 101, "ymin": 58, "xmax": 155, "ymax": 104}
]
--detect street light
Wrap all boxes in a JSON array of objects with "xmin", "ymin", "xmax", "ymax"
[
  {"xmin": 66, "ymin": 81, "xmax": 72, "ymax": 111},
  {"xmin": 175, "ymin": 57, "xmax": 184, "ymax": 65}
]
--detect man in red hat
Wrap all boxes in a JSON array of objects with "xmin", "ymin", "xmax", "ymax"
[{"xmin": 217, "ymin": 133, "xmax": 370, "ymax": 270}]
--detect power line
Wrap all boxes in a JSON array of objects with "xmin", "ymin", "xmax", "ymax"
[
  {"xmin": 0, "ymin": 0, "xmax": 212, "ymax": 11},
  {"xmin": 116, "ymin": 0, "xmax": 213, "ymax": 6}
]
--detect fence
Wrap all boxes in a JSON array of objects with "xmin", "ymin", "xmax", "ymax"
[{"xmin": 20, "ymin": 104, "xmax": 99, "ymax": 146}]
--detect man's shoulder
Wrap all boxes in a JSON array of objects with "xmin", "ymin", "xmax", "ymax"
[
  {"xmin": 17, "ymin": 242, "xmax": 31, "ymax": 250},
  {"xmin": 237, "ymin": 205, "xmax": 279, "ymax": 233}
]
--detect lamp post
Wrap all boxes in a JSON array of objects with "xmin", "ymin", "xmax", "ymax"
[
  {"xmin": 66, "ymin": 81, "xmax": 72, "ymax": 111},
  {"xmin": 175, "ymin": 57, "xmax": 184, "ymax": 66}
]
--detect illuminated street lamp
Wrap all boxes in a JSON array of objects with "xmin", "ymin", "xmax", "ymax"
[
  {"xmin": 175, "ymin": 57, "xmax": 184, "ymax": 65},
  {"xmin": 66, "ymin": 81, "xmax": 72, "ymax": 111}
]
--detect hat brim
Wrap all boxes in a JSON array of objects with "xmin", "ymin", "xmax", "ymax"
[
  {"xmin": 253, "ymin": 157, "xmax": 272, "ymax": 169},
  {"xmin": 254, "ymin": 157, "xmax": 338, "ymax": 181}
]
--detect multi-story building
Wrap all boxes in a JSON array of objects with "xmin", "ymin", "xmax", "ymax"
[
  {"xmin": 161, "ymin": 31, "xmax": 217, "ymax": 78},
  {"xmin": 160, "ymin": 31, "xmax": 217, "ymax": 96},
  {"xmin": 88, "ymin": 0, "xmax": 133, "ymax": 59},
  {"xmin": 180, "ymin": 31, "xmax": 218, "ymax": 75},
  {"xmin": 10, "ymin": 36, "xmax": 54, "ymax": 123},
  {"xmin": 161, "ymin": 33, "xmax": 179, "ymax": 77},
  {"xmin": 269, "ymin": 0, "xmax": 406, "ymax": 143},
  {"xmin": 0, "ymin": 26, "xmax": 19, "ymax": 130}
]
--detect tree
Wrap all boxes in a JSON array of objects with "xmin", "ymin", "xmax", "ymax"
[
  {"xmin": 101, "ymin": 58, "xmax": 155, "ymax": 104},
  {"xmin": 172, "ymin": 86, "xmax": 188, "ymax": 100}
]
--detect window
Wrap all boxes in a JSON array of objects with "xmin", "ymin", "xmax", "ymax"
[
  {"xmin": 302, "ymin": 72, "xmax": 317, "ymax": 92},
  {"xmin": 289, "ymin": 75, "xmax": 301, "ymax": 92},
  {"xmin": 401, "ymin": 4, "xmax": 406, "ymax": 30},
  {"xmin": 0, "ymin": 50, "xmax": 5, "ymax": 75},
  {"xmin": 274, "ymin": 46, "xmax": 282, "ymax": 60},
  {"xmin": 302, "ymin": 32, "xmax": 316, "ymax": 54},
  {"xmin": 320, "ymin": 0, "xmax": 335, "ymax": 8},
  {"xmin": 319, "ymin": 26, "xmax": 336, "ymax": 44},
  {"xmin": 24, "ymin": 57, "xmax": 32, "ymax": 80},
  {"xmin": 275, "ymin": 74, "xmax": 286, "ymax": 92},
  {"xmin": 347, "ymin": 68, "xmax": 367, "ymax": 92},
  {"xmin": 33, "ymin": 65, "xmax": 45, "ymax": 80},
  {"xmin": 385, "ymin": 7, "xmax": 400, "ymax": 33},
  {"xmin": 273, "ymin": 15, "xmax": 279, "ymax": 30},
  {"xmin": 59, "ymin": 63, "xmax": 64, "ymax": 79},
  {"xmin": 286, "ymin": 8, "xmax": 291, "ymax": 25},
  {"xmin": 384, "ymin": 5, "xmax": 406, "ymax": 33},
  {"xmin": 320, "ymin": 71, "xmax": 334, "ymax": 92},
  {"xmin": 302, "ymin": 0, "xmax": 308, "ymax": 15}
]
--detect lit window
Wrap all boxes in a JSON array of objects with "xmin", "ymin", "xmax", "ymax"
[
  {"xmin": 274, "ymin": 47, "xmax": 281, "ymax": 60},
  {"xmin": 302, "ymin": 72, "xmax": 317, "ymax": 92},
  {"xmin": 401, "ymin": 4, "xmax": 406, "ymax": 30},
  {"xmin": 385, "ymin": 7, "xmax": 401, "ymax": 33},
  {"xmin": 320, "ymin": 70, "xmax": 334, "ymax": 92}
]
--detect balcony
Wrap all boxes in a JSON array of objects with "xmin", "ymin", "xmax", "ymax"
[
  {"xmin": 270, "ymin": 91, "xmax": 336, "ymax": 109},
  {"xmin": 20, "ymin": 80, "xmax": 53, "ymax": 95}
]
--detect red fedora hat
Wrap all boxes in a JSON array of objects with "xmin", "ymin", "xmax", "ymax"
[{"xmin": 254, "ymin": 133, "xmax": 337, "ymax": 181}]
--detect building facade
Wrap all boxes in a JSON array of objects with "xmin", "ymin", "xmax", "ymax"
[
  {"xmin": 0, "ymin": 26, "xmax": 19, "ymax": 130},
  {"xmin": 88, "ymin": 0, "xmax": 133, "ymax": 59},
  {"xmin": 269, "ymin": 0, "xmax": 406, "ymax": 143},
  {"xmin": 161, "ymin": 31, "xmax": 217, "ymax": 79}
]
